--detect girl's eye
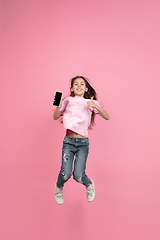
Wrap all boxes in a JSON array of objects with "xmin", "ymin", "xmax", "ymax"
[{"xmin": 74, "ymin": 83, "xmax": 85, "ymax": 86}]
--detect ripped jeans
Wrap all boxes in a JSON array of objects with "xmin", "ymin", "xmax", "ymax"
[{"xmin": 56, "ymin": 136, "xmax": 92, "ymax": 188}]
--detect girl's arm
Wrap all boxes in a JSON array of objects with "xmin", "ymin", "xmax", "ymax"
[
  {"xmin": 94, "ymin": 104, "xmax": 110, "ymax": 120},
  {"xmin": 87, "ymin": 97, "xmax": 110, "ymax": 120},
  {"xmin": 53, "ymin": 106, "xmax": 63, "ymax": 120}
]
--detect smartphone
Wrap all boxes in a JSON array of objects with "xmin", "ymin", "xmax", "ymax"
[{"xmin": 53, "ymin": 92, "xmax": 62, "ymax": 106}]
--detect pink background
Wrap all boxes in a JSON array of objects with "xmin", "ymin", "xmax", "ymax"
[{"xmin": 1, "ymin": 0, "xmax": 160, "ymax": 239}]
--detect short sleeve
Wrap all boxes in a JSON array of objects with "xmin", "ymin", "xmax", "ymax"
[{"xmin": 59, "ymin": 97, "xmax": 69, "ymax": 112}]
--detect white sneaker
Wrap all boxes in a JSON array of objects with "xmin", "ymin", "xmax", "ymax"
[
  {"xmin": 86, "ymin": 180, "xmax": 95, "ymax": 202},
  {"xmin": 55, "ymin": 184, "xmax": 64, "ymax": 205}
]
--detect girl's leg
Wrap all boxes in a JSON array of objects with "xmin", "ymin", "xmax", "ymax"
[
  {"xmin": 73, "ymin": 139, "xmax": 95, "ymax": 202},
  {"xmin": 56, "ymin": 140, "xmax": 75, "ymax": 188},
  {"xmin": 73, "ymin": 142, "xmax": 92, "ymax": 187}
]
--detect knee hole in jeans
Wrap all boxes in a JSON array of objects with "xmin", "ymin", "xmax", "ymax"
[
  {"xmin": 73, "ymin": 172, "xmax": 83, "ymax": 183},
  {"xmin": 77, "ymin": 177, "xmax": 82, "ymax": 183},
  {"xmin": 64, "ymin": 175, "xmax": 68, "ymax": 181}
]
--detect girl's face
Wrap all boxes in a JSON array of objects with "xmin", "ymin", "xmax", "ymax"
[{"xmin": 71, "ymin": 78, "xmax": 88, "ymax": 97}]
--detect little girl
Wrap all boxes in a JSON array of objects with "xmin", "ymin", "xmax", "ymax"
[{"xmin": 53, "ymin": 76, "xmax": 110, "ymax": 204}]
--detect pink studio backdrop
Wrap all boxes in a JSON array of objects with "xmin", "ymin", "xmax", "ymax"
[{"xmin": 1, "ymin": 0, "xmax": 160, "ymax": 240}]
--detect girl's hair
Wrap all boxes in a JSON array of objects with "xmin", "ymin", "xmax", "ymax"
[{"xmin": 70, "ymin": 76, "xmax": 98, "ymax": 129}]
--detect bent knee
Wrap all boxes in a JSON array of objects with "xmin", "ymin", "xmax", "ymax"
[
  {"xmin": 73, "ymin": 172, "xmax": 82, "ymax": 183},
  {"xmin": 62, "ymin": 172, "xmax": 72, "ymax": 181}
]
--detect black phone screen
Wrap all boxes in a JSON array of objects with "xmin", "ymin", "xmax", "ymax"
[{"xmin": 53, "ymin": 92, "xmax": 62, "ymax": 106}]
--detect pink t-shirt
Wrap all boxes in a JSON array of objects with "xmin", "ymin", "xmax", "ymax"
[{"xmin": 60, "ymin": 96, "xmax": 101, "ymax": 137}]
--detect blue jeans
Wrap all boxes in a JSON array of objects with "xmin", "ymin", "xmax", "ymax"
[{"xmin": 57, "ymin": 136, "xmax": 92, "ymax": 188}]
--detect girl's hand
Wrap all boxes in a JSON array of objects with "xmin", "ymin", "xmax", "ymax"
[
  {"xmin": 53, "ymin": 96, "xmax": 64, "ymax": 120},
  {"xmin": 88, "ymin": 96, "xmax": 110, "ymax": 120},
  {"xmin": 59, "ymin": 98, "xmax": 63, "ymax": 109},
  {"xmin": 87, "ymin": 97, "xmax": 96, "ymax": 108},
  {"xmin": 53, "ymin": 96, "xmax": 63, "ymax": 109}
]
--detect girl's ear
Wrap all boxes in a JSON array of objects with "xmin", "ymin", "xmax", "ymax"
[
  {"xmin": 85, "ymin": 87, "xmax": 88, "ymax": 92},
  {"xmin": 71, "ymin": 87, "xmax": 73, "ymax": 92}
]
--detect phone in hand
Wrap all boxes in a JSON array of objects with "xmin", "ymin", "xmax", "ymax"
[{"xmin": 53, "ymin": 92, "xmax": 62, "ymax": 106}]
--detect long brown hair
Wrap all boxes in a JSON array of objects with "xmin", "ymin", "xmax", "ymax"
[{"xmin": 70, "ymin": 76, "xmax": 98, "ymax": 129}]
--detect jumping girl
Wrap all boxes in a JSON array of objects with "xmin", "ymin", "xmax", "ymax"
[{"xmin": 53, "ymin": 76, "xmax": 110, "ymax": 204}]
